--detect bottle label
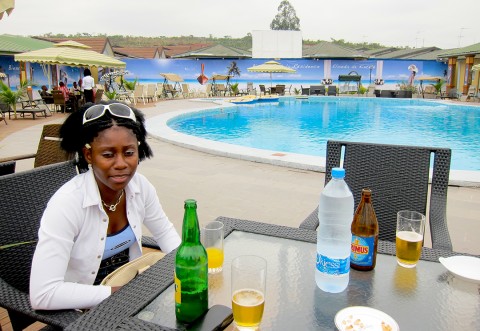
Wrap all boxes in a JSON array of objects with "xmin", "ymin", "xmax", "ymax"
[
  {"xmin": 316, "ymin": 253, "xmax": 350, "ymax": 275},
  {"xmin": 351, "ymin": 235, "xmax": 375, "ymax": 266},
  {"xmin": 174, "ymin": 272, "xmax": 181, "ymax": 304}
]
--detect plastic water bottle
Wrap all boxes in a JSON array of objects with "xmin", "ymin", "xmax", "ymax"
[{"xmin": 315, "ymin": 167, "xmax": 354, "ymax": 293}]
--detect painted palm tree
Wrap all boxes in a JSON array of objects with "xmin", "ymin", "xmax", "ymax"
[{"xmin": 227, "ymin": 61, "xmax": 241, "ymax": 78}]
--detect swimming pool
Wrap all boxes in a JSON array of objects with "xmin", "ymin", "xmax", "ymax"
[{"xmin": 166, "ymin": 97, "xmax": 480, "ymax": 172}]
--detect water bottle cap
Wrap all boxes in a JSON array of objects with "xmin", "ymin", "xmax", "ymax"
[{"xmin": 331, "ymin": 167, "xmax": 345, "ymax": 179}]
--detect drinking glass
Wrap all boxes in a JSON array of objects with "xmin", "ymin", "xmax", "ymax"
[
  {"xmin": 201, "ymin": 221, "xmax": 224, "ymax": 273},
  {"xmin": 231, "ymin": 255, "xmax": 266, "ymax": 331},
  {"xmin": 396, "ymin": 210, "xmax": 425, "ymax": 268}
]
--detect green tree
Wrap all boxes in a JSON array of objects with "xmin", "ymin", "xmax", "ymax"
[{"xmin": 270, "ymin": 0, "xmax": 300, "ymax": 31}]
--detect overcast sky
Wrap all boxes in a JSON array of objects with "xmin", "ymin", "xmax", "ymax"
[{"xmin": 1, "ymin": 0, "xmax": 478, "ymax": 50}]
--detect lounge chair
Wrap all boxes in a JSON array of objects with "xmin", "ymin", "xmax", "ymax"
[
  {"xmin": 181, "ymin": 84, "xmax": 195, "ymax": 98},
  {"xmin": 301, "ymin": 85, "xmax": 310, "ymax": 95},
  {"xmin": 144, "ymin": 84, "xmax": 157, "ymax": 102},
  {"xmin": 327, "ymin": 85, "xmax": 337, "ymax": 96},
  {"xmin": 309, "ymin": 85, "xmax": 325, "ymax": 96},
  {"xmin": 259, "ymin": 85, "xmax": 269, "ymax": 96},
  {"xmin": 275, "ymin": 85, "xmax": 286, "ymax": 96},
  {"xmin": 299, "ymin": 140, "xmax": 453, "ymax": 251},
  {"xmin": 132, "ymin": 84, "xmax": 146, "ymax": 105}
]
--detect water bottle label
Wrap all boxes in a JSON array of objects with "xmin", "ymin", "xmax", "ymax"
[
  {"xmin": 316, "ymin": 253, "xmax": 350, "ymax": 275},
  {"xmin": 351, "ymin": 235, "xmax": 375, "ymax": 266}
]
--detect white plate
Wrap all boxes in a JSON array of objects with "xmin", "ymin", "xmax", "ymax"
[
  {"xmin": 439, "ymin": 256, "xmax": 480, "ymax": 283},
  {"xmin": 335, "ymin": 306, "xmax": 399, "ymax": 331}
]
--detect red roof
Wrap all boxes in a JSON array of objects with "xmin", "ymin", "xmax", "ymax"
[
  {"xmin": 34, "ymin": 37, "xmax": 109, "ymax": 54},
  {"xmin": 112, "ymin": 47, "xmax": 159, "ymax": 59}
]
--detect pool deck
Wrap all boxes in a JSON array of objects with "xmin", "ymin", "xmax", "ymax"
[{"xmin": 0, "ymin": 99, "xmax": 479, "ymax": 256}]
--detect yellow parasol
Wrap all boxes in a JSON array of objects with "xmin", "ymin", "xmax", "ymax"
[
  {"xmin": 14, "ymin": 40, "xmax": 126, "ymax": 68},
  {"xmin": 247, "ymin": 60, "xmax": 296, "ymax": 87},
  {"xmin": 0, "ymin": 0, "xmax": 14, "ymax": 20}
]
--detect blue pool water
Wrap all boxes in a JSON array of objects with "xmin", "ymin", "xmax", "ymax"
[{"xmin": 168, "ymin": 97, "xmax": 480, "ymax": 171}]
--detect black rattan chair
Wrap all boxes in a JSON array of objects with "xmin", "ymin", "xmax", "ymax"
[
  {"xmin": 299, "ymin": 140, "xmax": 453, "ymax": 251},
  {"xmin": 0, "ymin": 160, "xmax": 15, "ymax": 176},
  {"xmin": 0, "ymin": 160, "xmax": 82, "ymax": 330}
]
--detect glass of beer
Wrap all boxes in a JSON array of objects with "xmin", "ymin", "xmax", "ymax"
[
  {"xmin": 201, "ymin": 221, "xmax": 224, "ymax": 273},
  {"xmin": 231, "ymin": 255, "xmax": 266, "ymax": 330},
  {"xmin": 396, "ymin": 210, "xmax": 425, "ymax": 268}
]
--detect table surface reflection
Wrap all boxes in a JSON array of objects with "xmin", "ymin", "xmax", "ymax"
[
  {"xmin": 66, "ymin": 217, "xmax": 480, "ymax": 331},
  {"xmin": 138, "ymin": 231, "xmax": 479, "ymax": 331}
]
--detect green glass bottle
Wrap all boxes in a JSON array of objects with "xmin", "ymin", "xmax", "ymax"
[{"xmin": 175, "ymin": 199, "xmax": 208, "ymax": 323}]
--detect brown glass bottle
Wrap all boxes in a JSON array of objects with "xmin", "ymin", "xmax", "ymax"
[{"xmin": 350, "ymin": 189, "xmax": 379, "ymax": 271}]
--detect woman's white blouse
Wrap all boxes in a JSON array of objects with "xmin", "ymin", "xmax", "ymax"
[{"xmin": 30, "ymin": 170, "xmax": 181, "ymax": 310}]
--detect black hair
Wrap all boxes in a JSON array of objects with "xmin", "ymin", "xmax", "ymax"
[
  {"xmin": 84, "ymin": 68, "xmax": 91, "ymax": 76},
  {"xmin": 60, "ymin": 101, "xmax": 153, "ymax": 171}
]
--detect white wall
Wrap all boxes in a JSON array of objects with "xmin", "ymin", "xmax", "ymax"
[{"xmin": 252, "ymin": 30, "xmax": 302, "ymax": 59}]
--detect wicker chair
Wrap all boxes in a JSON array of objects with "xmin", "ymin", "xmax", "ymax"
[
  {"xmin": 0, "ymin": 161, "xmax": 82, "ymax": 330},
  {"xmin": 0, "ymin": 124, "xmax": 73, "ymax": 170},
  {"xmin": 299, "ymin": 140, "xmax": 453, "ymax": 251}
]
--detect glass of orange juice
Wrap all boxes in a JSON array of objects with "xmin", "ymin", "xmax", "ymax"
[{"xmin": 201, "ymin": 221, "xmax": 224, "ymax": 273}]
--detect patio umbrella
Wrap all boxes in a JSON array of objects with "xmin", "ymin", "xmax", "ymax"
[
  {"xmin": 416, "ymin": 75, "xmax": 443, "ymax": 98},
  {"xmin": 14, "ymin": 40, "xmax": 126, "ymax": 68},
  {"xmin": 247, "ymin": 60, "xmax": 296, "ymax": 87},
  {"xmin": 0, "ymin": 0, "xmax": 14, "ymax": 20}
]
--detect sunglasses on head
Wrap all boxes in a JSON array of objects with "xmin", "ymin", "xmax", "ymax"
[{"xmin": 82, "ymin": 103, "xmax": 137, "ymax": 125}]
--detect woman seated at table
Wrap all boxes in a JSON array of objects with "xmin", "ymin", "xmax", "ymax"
[
  {"xmin": 39, "ymin": 85, "xmax": 53, "ymax": 104},
  {"xmin": 29, "ymin": 101, "xmax": 181, "ymax": 310},
  {"xmin": 58, "ymin": 81, "xmax": 70, "ymax": 101}
]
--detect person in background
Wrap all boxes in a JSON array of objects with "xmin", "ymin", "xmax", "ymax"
[
  {"xmin": 39, "ymin": 85, "xmax": 53, "ymax": 104},
  {"xmin": 70, "ymin": 81, "xmax": 80, "ymax": 94},
  {"xmin": 82, "ymin": 69, "xmax": 95, "ymax": 103},
  {"xmin": 58, "ymin": 81, "xmax": 70, "ymax": 102},
  {"xmin": 30, "ymin": 101, "xmax": 181, "ymax": 310}
]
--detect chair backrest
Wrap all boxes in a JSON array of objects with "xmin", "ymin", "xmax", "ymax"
[
  {"xmin": 0, "ymin": 161, "xmax": 78, "ymax": 293},
  {"xmin": 146, "ymin": 84, "xmax": 156, "ymax": 96},
  {"xmin": 94, "ymin": 89, "xmax": 104, "ymax": 103},
  {"xmin": 300, "ymin": 140, "xmax": 452, "ymax": 251},
  {"xmin": 275, "ymin": 85, "xmax": 285, "ymax": 95},
  {"xmin": 52, "ymin": 90, "xmax": 65, "ymax": 105},
  {"xmin": 327, "ymin": 85, "xmax": 337, "ymax": 95},
  {"xmin": 34, "ymin": 124, "xmax": 73, "ymax": 168}
]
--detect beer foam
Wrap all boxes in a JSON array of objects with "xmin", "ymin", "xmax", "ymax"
[
  {"xmin": 232, "ymin": 289, "xmax": 264, "ymax": 307},
  {"xmin": 396, "ymin": 231, "xmax": 422, "ymax": 242}
]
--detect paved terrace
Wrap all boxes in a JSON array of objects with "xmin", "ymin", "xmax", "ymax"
[{"xmin": 0, "ymin": 99, "xmax": 479, "ymax": 255}]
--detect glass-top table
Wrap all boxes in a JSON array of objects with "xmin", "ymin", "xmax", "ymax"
[{"xmin": 66, "ymin": 217, "xmax": 480, "ymax": 331}]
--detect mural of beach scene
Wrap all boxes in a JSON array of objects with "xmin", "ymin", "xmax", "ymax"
[{"xmin": 0, "ymin": 57, "xmax": 447, "ymax": 93}]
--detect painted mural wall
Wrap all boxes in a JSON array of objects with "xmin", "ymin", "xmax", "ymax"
[{"xmin": 0, "ymin": 55, "xmax": 447, "ymax": 93}]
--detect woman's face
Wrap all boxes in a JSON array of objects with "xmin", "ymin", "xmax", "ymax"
[{"xmin": 84, "ymin": 125, "xmax": 139, "ymax": 194}]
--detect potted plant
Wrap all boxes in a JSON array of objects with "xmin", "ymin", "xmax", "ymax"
[
  {"xmin": 105, "ymin": 90, "xmax": 118, "ymax": 100},
  {"xmin": 230, "ymin": 83, "xmax": 239, "ymax": 96},
  {"xmin": 431, "ymin": 80, "xmax": 445, "ymax": 96},
  {"xmin": 0, "ymin": 80, "xmax": 27, "ymax": 120},
  {"xmin": 122, "ymin": 78, "xmax": 138, "ymax": 91}
]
